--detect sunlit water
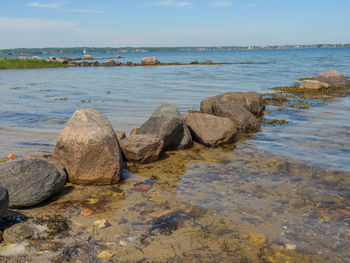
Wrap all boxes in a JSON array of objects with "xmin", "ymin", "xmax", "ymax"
[{"xmin": 0, "ymin": 48, "xmax": 350, "ymax": 262}]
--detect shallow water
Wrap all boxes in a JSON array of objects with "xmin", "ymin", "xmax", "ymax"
[{"xmin": 0, "ymin": 48, "xmax": 350, "ymax": 262}]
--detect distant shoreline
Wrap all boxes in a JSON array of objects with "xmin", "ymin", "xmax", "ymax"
[{"xmin": 0, "ymin": 44, "xmax": 349, "ymax": 56}]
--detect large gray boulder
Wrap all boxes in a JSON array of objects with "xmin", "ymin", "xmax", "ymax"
[
  {"xmin": 137, "ymin": 104, "xmax": 192, "ymax": 151},
  {"xmin": 120, "ymin": 134, "xmax": 164, "ymax": 163},
  {"xmin": 314, "ymin": 70, "xmax": 350, "ymax": 87},
  {"xmin": 0, "ymin": 186, "xmax": 9, "ymax": 217},
  {"xmin": 0, "ymin": 159, "xmax": 66, "ymax": 208},
  {"xmin": 52, "ymin": 108, "xmax": 123, "ymax": 185},
  {"xmin": 184, "ymin": 113, "xmax": 237, "ymax": 147}
]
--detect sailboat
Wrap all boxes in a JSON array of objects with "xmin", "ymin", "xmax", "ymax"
[{"xmin": 83, "ymin": 49, "xmax": 87, "ymax": 54}]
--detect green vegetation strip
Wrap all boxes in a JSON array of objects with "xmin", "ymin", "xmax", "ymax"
[{"xmin": 0, "ymin": 58, "xmax": 66, "ymax": 69}]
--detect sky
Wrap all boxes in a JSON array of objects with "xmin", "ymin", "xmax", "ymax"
[{"xmin": 0, "ymin": 0, "xmax": 349, "ymax": 49}]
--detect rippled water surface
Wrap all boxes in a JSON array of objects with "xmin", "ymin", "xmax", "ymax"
[{"xmin": 0, "ymin": 48, "xmax": 350, "ymax": 262}]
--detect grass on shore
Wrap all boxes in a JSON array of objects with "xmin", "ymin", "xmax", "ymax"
[{"xmin": 0, "ymin": 58, "xmax": 66, "ymax": 69}]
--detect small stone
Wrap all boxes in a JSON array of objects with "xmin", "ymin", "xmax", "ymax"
[
  {"xmin": 249, "ymin": 233, "xmax": 267, "ymax": 247},
  {"xmin": 7, "ymin": 153, "xmax": 16, "ymax": 160},
  {"xmin": 97, "ymin": 250, "xmax": 115, "ymax": 259},
  {"xmin": 94, "ymin": 219, "xmax": 108, "ymax": 229},
  {"xmin": 119, "ymin": 240, "xmax": 127, "ymax": 246},
  {"xmin": 3, "ymin": 222, "xmax": 34, "ymax": 244},
  {"xmin": 80, "ymin": 208, "xmax": 95, "ymax": 216},
  {"xmin": 285, "ymin": 243, "xmax": 296, "ymax": 250},
  {"xmin": 132, "ymin": 184, "xmax": 151, "ymax": 192},
  {"xmin": 110, "ymin": 192, "xmax": 125, "ymax": 201},
  {"xmin": 147, "ymin": 209, "xmax": 173, "ymax": 218},
  {"xmin": 87, "ymin": 199, "xmax": 99, "ymax": 205}
]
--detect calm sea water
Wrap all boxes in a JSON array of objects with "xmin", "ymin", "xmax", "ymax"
[{"xmin": 0, "ymin": 48, "xmax": 349, "ymax": 171}]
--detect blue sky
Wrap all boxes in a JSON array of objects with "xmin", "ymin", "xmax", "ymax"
[{"xmin": 0, "ymin": 0, "xmax": 349, "ymax": 48}]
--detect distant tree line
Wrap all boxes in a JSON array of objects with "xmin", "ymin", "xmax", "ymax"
[{"xmin": 0, "ymin": 44, "xmax": 349, "ymax": 55}]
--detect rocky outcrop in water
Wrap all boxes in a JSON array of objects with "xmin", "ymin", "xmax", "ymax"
[
  {"xmin": 300, "ymin": 80, "xmax": 331, "ymax": 90},
  {"xmin": 0, "ymin": 186, "xmax": 9, "ymax": 217},
  {"xmin": 141, "ymin": 57, "xmax": 160, "ymax": 65},
  {"xmin": 314, "ymin": 70, "xmax": 350, "ymax": 87},
  {"xmin": 82, "ymin": 54, "xmax": 94, "ymax": 60},
  {"xmin": 184, "ymin": 113, "xmax": 237, "ymax": 147},
  {"xmin": 137, "ymin": 104, "xmax": 192, "ymax": 151},
  {"xmin": 200, "ymin": 92, "xmax": 264, "ymax": 133},
  {"xmin": 120, "ymin": 134, "xmax": 164, "ymax": 163},
  {"xmin": 52, "ymin": 108, "xmax": 123, "ymax": 185},
  {"xmin": 0, "ymin": 159, "xmax": 66, "ymax": 208}
]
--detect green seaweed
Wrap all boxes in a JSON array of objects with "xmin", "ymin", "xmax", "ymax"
[{"xmin": 0, "ymin": 58, "xmax": 66, "ymax": 69}]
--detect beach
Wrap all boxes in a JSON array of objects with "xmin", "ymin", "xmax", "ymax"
[{"xmin": 0, "ymin": 48, "xmax": 350, "ymax": 262}]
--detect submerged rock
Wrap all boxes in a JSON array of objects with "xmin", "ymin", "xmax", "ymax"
[
  {"xmin": 0, "ymin": 159, "xmax": 66, "ymax": 208},
  {"xmin": 52, "ymin": 108, "xmax": 123, "ymax": 185},
  {"xmin": 300, "ymin": 80, "xmax": 331, "ymax": 90},
  {"xmin": 3, "ymin": 222, "xmax": 34, "ymax": 244},
  {"xmin": 184, "ymin": 113, "xmax": 237, "ymax": 146},
  {"xmin": 120, "ymin": 134, "xmax": 164, "ymax": 163},
  {"xmin": 0, "ymin": 186, "xmax": 9, "ymax": 218},
  {"xmin": 314, "ymin": 70, "xmax": 350, "ymax": 87},
  {"xmin": 137, "ymin": 103, "xmax": 192, "ymax": 151},
  {"xmin": 141, "ymin": 57, "xmax": 160, "ymax": 65}
]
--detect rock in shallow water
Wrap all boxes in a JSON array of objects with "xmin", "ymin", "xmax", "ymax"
[
  {"xmin": 137, "ymin": 103, "xmax": 192, "ymax": 151},
  {"xmin": 52, "ymin": 108, "xmax": 123, "ymax": 185},
  {"xmin": 184, "ymin": 113, "xmax": 237, "ymax": 147},
  {"xmin": 3, "ymin": 222, "xmax": 34, "ymax": 244},
  {"xmin": 0, "ymin": 186, "xmax": 9, "ymax": 217},
  {"xmin": 120, "ymin": 134, "xmax": 164, "ymax": 163},
  {"xmin": 0, "ymin": 159, "xmax": 66, "ymax": 208},
  {"xmin": 200, "ymin": 92, "xmax": 264, "ymax": 133},
  {"xmin": 300, "ymin": 80, "xmax": 331, "ymax": 90},
  {"xmin": 314, "ymin": 70, "xmax": 350, "ymax": 87}
]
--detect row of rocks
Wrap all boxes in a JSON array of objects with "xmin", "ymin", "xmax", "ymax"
[
  {"xmin": 1, "ymin": 70, "xmax": 347, "ymax": 210},
  {"xmin": 49, "ymin": 91, "xmax": 265, "ymax": 186},
  {"xmin": 300, "ymin": 70, "xmax": 349, "ymax": 90},
  {"xmin": 18, "ymin": 56, "xmax": 225, "ymax": 68}
]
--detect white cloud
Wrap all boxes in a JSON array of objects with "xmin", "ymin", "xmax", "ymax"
[
  {"xmin": 156, "ymin": 1, "xmax": 192, "ymax": 7},
  {"xmin": 0, "ymin": 17, "xmax": 77, "ymax": 31},
  {"xmin": 210, "ymin": 1, "xmax": 232, "ymax": 8},
  {"xmin": 27, "ymin": 2, "xmax": 102, "ymax": 13},
  {"xmin": 64, "ymin": 9, "xmax": 103, "ymax": 14},
  {"xmin": 242, "ymin": 1, "xmax": 261, "ymax": 9},
  {"xmin": 27, "ymin": 2, "xmax": 59, "ymax": 9}
]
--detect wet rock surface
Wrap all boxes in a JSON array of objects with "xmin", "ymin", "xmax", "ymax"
[
  {"xmin": 0, "ymin": 186, "xmax": 9, "ymax": 217},
  {"xmin": 0, "ymin": 158, "xmax": 66, "ymax": 208},
  {"xmin": 120, "ymin": 134, "xmax": 164, "ymax": 163},
  {"xmin": 137, "ymin": 103, "xmax": 193, "ymax": 151},
  {"xmin": 52, "ymin": 108, "xmax": 123, "ymax": 185},
  {"xmin": 184, "ymin": 113, "xmax": 237, "ymax": 146}
]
